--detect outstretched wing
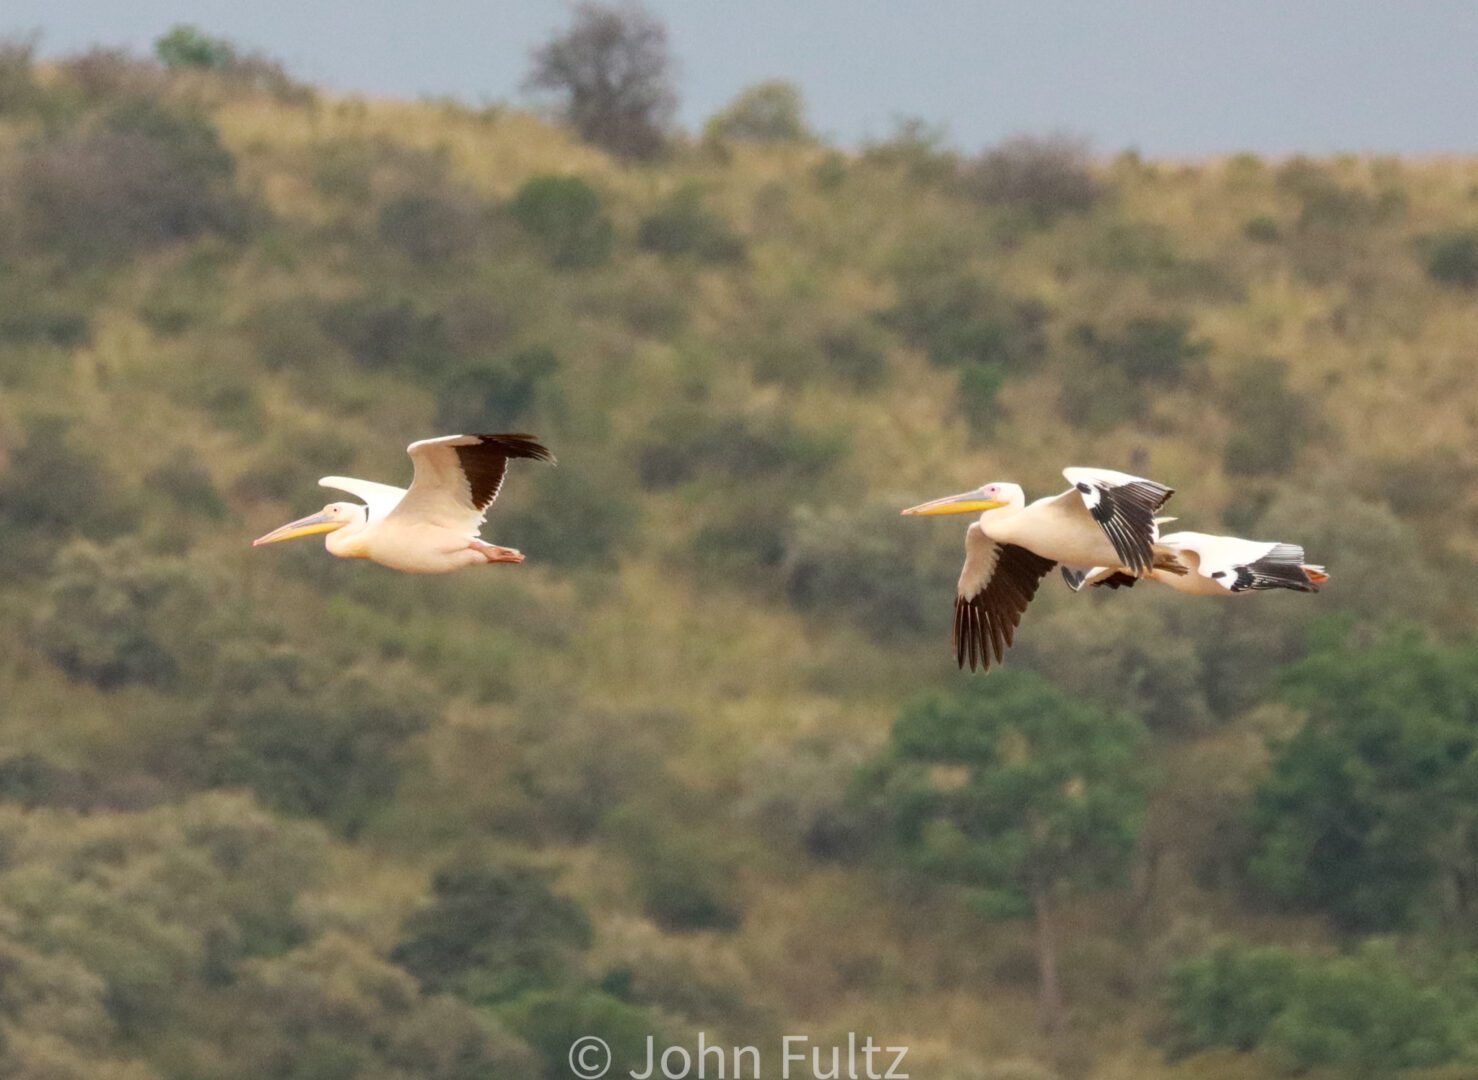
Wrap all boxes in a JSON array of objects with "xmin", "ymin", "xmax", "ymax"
[
  {"xmin": 319, "ymin": 477, "xmax": 407, "ymax": 523},
  {"xmin": 1061, "ymin": 467, "xmax": 1174, "ymax": 575},
  {"xmin": 388, "ymin": 433, "xmax": 555, "ymax": 532},
  {"xmin": 1164, "ymin": 531, "xmax": 1320, "ymax": 594},
  {"xmin": 1062, "ymin": 565, "xmax": 1138, "ymax": 592},
  {"xmin": 1088, "ymin": 569, "xmax": 1140, "ymax": 590},
  {"xmin": 954, "ymin": 523, "xmax": 1056, "ymax": 672}
]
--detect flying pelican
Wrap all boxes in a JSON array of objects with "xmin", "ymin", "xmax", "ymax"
[
  {"xmin": 1063, "ymin": 530, "xmax": 1328, "ymax": 595},
  {"xmin": 252, "ymin": 433, "xmax": 554, "ymax": 573},
  {"xmin": 902, "ymin": 468, "xmax": 1175, "ymax": 671}
]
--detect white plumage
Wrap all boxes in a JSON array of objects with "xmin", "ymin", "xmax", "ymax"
[
  {"xmin": 903, "ymin": 467, "xmax": 1175, "ymax": 670},
  {"xmin": 253, "ymin": 433, "xmax": 555, "ymax": 574},
  {"xmin": 1068, "ymin": 530, "xmax": 1328, "ymax": 596},
  {"xmin": 905, "ymin": 467, "xmax": 1330, "ymax": 673}
]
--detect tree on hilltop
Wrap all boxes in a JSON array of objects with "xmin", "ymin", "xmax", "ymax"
[{"xmin": 525, "ymin": 2, "xmax": 676, "ymax": 161}]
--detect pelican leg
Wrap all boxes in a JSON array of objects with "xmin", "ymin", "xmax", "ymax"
[{"xmin": 470, "ymin": 540, "xmax": 525, "ymax": 564}]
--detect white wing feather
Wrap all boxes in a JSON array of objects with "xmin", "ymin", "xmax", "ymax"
[
  {"xmin": 386, "ymin": 436, "xmax": 487, "ymax": 532},
  {"xmin": 1160, "ymin": 531, "xmax": 1278, "ymax": 582},
  {"xmin": 319, "ymin": 476, "xmax": 407, "ymax": 523},
  {"xmin": 959, "ymin": 522, "xmax": 1002, "ymax": 600},
  {"xmin": 1057, "ymin": 466, "xmax": 1175, "ymax": 574}
]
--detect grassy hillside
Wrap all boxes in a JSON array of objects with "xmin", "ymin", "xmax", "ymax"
[{"xmin": 0, "ymin": 38, "xmax": 1476, "ymax": 1080}]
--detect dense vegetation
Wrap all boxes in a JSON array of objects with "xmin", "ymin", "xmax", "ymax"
[{"xmin": 0, "ymin": 19, "xmax": 1476, "ymax": 1079}]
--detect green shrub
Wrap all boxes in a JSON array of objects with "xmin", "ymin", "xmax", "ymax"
[
  {"xmin": 320, "ymin": 291, "xmax": 451, "ymax": 374},
  {"xmin": 495, "ymin": 457, "xmax": 636, "ymax": 568},
  {"xmin": 393, "ymin": 854, "xmax": 592, "ymax": 1002},
  {"xmin": 36, "ymin": 542, "xmax": 207, "ymax": 690},
  {"xmin": 509, "ymin": 176, "xmax": 614, "ymax": 269},
  {"xmin": 636, "ymin": 407, "xmax": 845, "ymax": 490},
  {"xmin": 1164, "ymin": 944, "xmax": 1302, "ymax": 1056},
  {"xmin": 957, "ymin": 361, "xmax": 1007, "ymax": 428},
  {"xmin": 155, "ymin": 24, "xmax": 237, "ymax": 71},
  {"xmin": 1072, "ymin": 315, "xmax": 1207, "ymax": 385},
  {"xmin": 0, "ymin": 753, "xmax": 92, "ymax": 809},
  {"xmin": 1010, "ymin": 598, "xmax": 1212, "ymax": 733},
  {"xmin": 1164, "ymin": 943, "xmax": 1467, "ymax": 1076},
  {"xmin": 865, "ymin": 673, "xmax": 1148, "ymax": 1031},
  {"xmin": 704, "ymin": 80, "xmax": 811, "ymax": 143},
  {"xmin": 0, "ymin": 418, "xmax": 133, "ymax": 573},
  {"xmin": 238, "ymin": 934, "xmax": 539, "ymax": 1080},
  {"xmin": 503, "ymin": 707, "xmax": 676, "ymax": 842},
  {"xmin": 1268, "ymin": 947, "xmax": 1464, "ymax": 1076},
  {"xmin": 1378, "ymin": 450, "xmax": 1475, "ymax": 518},
  {"xmin": 1088, "ymin": 222, "xmax": 1179, "ymax": 273},
  {"xmin": 201, "ymin": 642, "xmax": 432, "ymax": 831},
  {"xmin": 1248, "ymin": 628, "xmax": 1478, "ymax": 931},
  {"xmin": 783, "ymin": 501, "xmax": 956, "ymax": 640},
  {"xmin": 609, "ymin": 812, "xmax": 742, "ymax": 931},
  {"xmin": 690, "ymin": 492, "xmax": 792, "ymax": 573},
  {"xmin": 0, "ymin": 34, "xmax": 44, "ymax": 116},
  {"xmin": 503, "ymin": 989, "xmax": 662, "ymax": 1080},
  {"xmin": 1423, "ymin": 228, "xmax": 1478, "ymax": 288},
  {"xmin": 1276, "ymin": 159, "xmax": 1376, "ymax": 230},
  {"xmin": 156, "ymin": 26, "xmax": 311, "ymax": 100},
  {"xmin": 860, "ymin": 117, "xmax": 958, "ymax": 186},
  {"xmin": 736, "ymin": 737, "xmax": 874, "ymax": 858},
  {"xmin": 1220, "ymin": 357, "xmax": 1313, "ymax": 477},
  {"xmin": 1056, "ymin": 368, "xmax": 1138, "ymax": 432},
  {"xmin": 1243, "ymin": 215, "xmax": 1281, "ymax": 242},
  {"xmin": 816, "ymin": 322, "xmax": 888, "ymax": 388},
  {"xmin": 378, "ymin": 191, "xmax": 481, "ymax": 264},
  {"xmin": 436, "ymin": 346, "xmax": 558, "ymax": 432},
  {"xmin": 145, "ymin": 454, "xmax": 228, "ymax": 519},
  {"xmin": 637, "ymin": 186, "xmax": 745, "ymax": 263},
  {"xmin": 884, "ymin": 256, "xmax": 1047, "ymax": 375},
  {"xmin": 1057, "ymin": 315, "xmax": 1206, "ymax": 429},
  {"xmin": 242, "ymin": 296, "xmax": 339, "ymax": 373},
  {"xmin": 813, "ymin": 151, "xmax": 847, "ymax": 190},
  {"xmin": 233, "ymin": 424, "xmax": 355, "ymax": 503},
  {"xmin": 0, "ymin": 297, "xmax": 90, "ymax": 348}
]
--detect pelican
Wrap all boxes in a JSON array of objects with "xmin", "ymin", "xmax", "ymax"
[
  {"xmin": 1063, "ymin": 530, "xmax": 1328, "ymax": 595},
  {"xmin": 902, "ymin": 468, "xmax": 1175, "ymax": 671},
  {"xmin": 252, "ymin": 433, "xmax": 554, "ymax": 573}
]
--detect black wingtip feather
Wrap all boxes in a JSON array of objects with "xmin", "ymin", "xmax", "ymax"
[
  {"xmin": 1232, "ymin": 555, "xmax": 1321, "ymax": 593},
  {"xmin": 1085, "ymin": 478, "xmax": 1174, "ymax": 573},
  {"xmin": 468, "ymin": 433, "xmax": 557, "ymax": 465},
  {"xmin": 454, "ymin": 433, "xmax": 556, "ymax": 511},
  {"xmin": 953, "ymin": 544, "xmax": 1055, "ymax": 674}
]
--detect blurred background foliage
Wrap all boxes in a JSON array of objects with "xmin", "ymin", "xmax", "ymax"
[{"xmin": 0, "ymin": 12, "xmax": 1476, "ymax": 1078}]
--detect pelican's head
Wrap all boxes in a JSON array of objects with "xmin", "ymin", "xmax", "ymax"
[
  {"xmin": 252, "ymin": 502, "xmax": 365, "ymax": 547},
  {"xmin": 901, "ymin": 482, "xmax": 1023, "ymax": 517}
]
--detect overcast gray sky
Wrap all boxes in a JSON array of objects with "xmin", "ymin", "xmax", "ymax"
[{"xmin": 9, "ymin": 1, "xmax": 1477, "ymax": 156}]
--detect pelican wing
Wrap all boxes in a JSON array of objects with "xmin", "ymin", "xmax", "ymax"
[
  {"xmin": 319, "ymin": 476, "xmax": 407, "ymax": 523},
  {"xmin": 1060, "ymin": 467, "xmax": 1174, "ymax": 575},
  {"xmin": 389, "ymin": 433, "xmax": 555, "ymax": 531},
  {"xmin": 1162, "ymin": 531, "xmax": 1320, "ymax": 593},
  {"xmin": 1061, "ymin": 565, "xmax": 1137, "ymax": 592},
  {"xmin": 955, "ymin": 523, "xmax": 1056, "ymax": 672}
]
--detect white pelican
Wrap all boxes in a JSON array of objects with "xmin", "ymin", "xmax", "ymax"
[
  {"xmin": 1063, "ymin": 530, "xmax": 1328, "ymax": 595},
  {"xmin": 252, "ymin": 433, "xmax": 554, "ymax": 573},
  {"xmin": 902, "ymin": 468, "xmax": 1175, "ymax": 671}
]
